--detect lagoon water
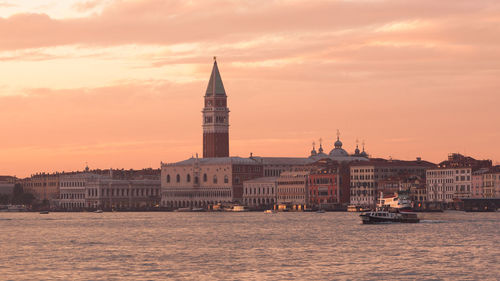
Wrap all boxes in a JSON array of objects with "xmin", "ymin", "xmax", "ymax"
[{"xmin": 1, "ymin": 211, "xmax": 499, "ymax": 280}]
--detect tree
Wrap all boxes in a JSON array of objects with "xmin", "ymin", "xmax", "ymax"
[
  {"xmin": 10, "ymin": 184, "xmax": 35, "ymax": 205},
  {"xmin": 21, "ymin": 193, "xmax": 35, "ymax": 205},
  {"xmin": 0, "ymin": 194, "xmax": 9, "ymax": 204}
]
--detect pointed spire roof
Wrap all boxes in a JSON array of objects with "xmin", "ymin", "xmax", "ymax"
[{"xmin": 205, "ymin": 57, "xmax": 226, "ymax": 96}]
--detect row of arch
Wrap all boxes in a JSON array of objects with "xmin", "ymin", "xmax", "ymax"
[
  {"xmin": 166, "ymin": 174, "xmax": 229, "ymax": 184},
  {"xmin": 243, "ymin": 198, "xmax": 275, "ymax": 206},
  {"xmin": 163, "ymin": 201, "xmax": 227, "ymax": 208}
]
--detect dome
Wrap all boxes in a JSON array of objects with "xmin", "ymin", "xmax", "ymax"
[
  {"xmin": 330, "ymin": 133, "xmax": 348, "ymax": 156},
  {"xmin": 334, "ymin": 139, "xmax": 343, "ymax": 148},
  {"xmin": 354, "ymin": 146, "xmax": 360, "ymax": 155},
  {"xmin": 317, "ymin": 151, "xmax": 328, "ymax": 158},
  {"xmin": 360, "ymin": 151, "xmax": 368, "ymax": 157},
  {"xmin": 329, "ymin": 148, "xmax": 349, "ymax": 157}
]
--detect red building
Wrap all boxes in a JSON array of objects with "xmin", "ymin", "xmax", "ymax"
[
  {"xmin": 202, "ymin": 58, "xmax": 230, "ymax": 158},
  {"xmin": 308, "ymin": 169, "xmax": 338, "ymax": 206}
]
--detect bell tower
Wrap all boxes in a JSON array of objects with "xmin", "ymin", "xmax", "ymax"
[{"xmin": 203, "ymin": 57, "xmax": 229, "ymax": 158}]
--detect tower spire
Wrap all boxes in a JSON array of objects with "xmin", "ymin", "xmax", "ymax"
[
  {"xmin": 206, "ymin": 57, "xmax": 226, "ymax": 96},
  {"xmin": 203, "ymin": 58, "xmax": 230, "ymax": 158},
  {"xmin": 355, "ymin": 138, "xmax": 360, "ymax": 155}
]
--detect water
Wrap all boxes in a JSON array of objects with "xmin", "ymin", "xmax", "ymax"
[{"xmin": 0, "ymin": 211, "xmax": 499, "ymax": 280}]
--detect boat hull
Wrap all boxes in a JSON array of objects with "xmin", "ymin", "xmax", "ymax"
[{"xmin": 360, "ymin": 211, "xmax": 420, "ymax": 224}]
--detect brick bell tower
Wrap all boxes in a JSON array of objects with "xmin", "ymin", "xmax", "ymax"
[{"xmin": 203, "ymin": 57, "xmax": 229, "ymax": 158}]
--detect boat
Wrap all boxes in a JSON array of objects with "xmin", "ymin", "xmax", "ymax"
[
  {"xmin": 377, "ymin": 190, "xmax": 413, "ymax": 212},
  {"xmin": 94, "ymin": 210, "xmax": 103, "ymax": 213},
  {"xmin": 347, "ymin": 205, "xmax": 371, "ymax": 212},
  {"xmin": 316, "ymin": 209, "xmax": 326, "ymax": 213},
  {"xmin": 0, "ymin": 205, "xmax": 28, "ymax": 212},
  {"xmin": 264, "ymin": 210, "xmax": 276, "ymax": 214},
  {"xmin": 191, "ymin": 208, "xmax": 205, "ymax": 212},
  {"xmin": 174, "ymin": 207, "xmax": 192, "ymax": 212},
  {"xmin": 359, "ymin": 210, "xmax": 419, "ymax": 224},
  {"xmin": 224, "ymin": 205, "xmax": 249, "ymax": 212},
  {"xmin": 39, "ymin": 211, "xmax": 49, "ymax": 214}
]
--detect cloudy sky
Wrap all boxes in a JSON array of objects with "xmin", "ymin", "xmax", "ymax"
[{"xmin": 1, "ymin": 0, "xmax": 499, "ymax": 176}]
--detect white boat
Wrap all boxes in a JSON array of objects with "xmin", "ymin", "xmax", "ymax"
[
  {"xmin": 377, "ymin": 191, "xmax": 412, "ymax": 212},
  {"xmin": 225, "ymin": 205, "xmax": 249, "ymax": 212},
  {"xmin": 347, "ymin": 205, "xmax": 371, "ymax": 212},
  {"xmin": 94, "ymin": 210, "xmax": 103, "ymax": 213},
  {"xmin": 360, "ymin": 210, "xmax": 419, "ymax": 224},
  {"xmin": 0, "ymin": 205, "xmax": 28, "ymax": 212}
]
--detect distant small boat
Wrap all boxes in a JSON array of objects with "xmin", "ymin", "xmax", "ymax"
[
  {"xmin": 264, "ymin": 210, "xmax": 276, "ymax": 214},
  {"xmin": 174, "ymin": 207, "xmax": 192, "ymax": 212},
  {"xmin": 0, "ymin": 205, "xmax": 28, "ymax": 212},
  {"xmin": 191, "ymin": 208, "xmax": 205, "ymax": 212},
  {"xmin": 316, "ymin": 210, "xmax": 326, "ymax": 213},
  {"xmin": 94, "ymin": 210, "xmax": 103, "ymax": 213},
  {"xmin": 226, "ymin": 205, "xmax": 249, "ymax": 212},
  {"xmin": 39, "ymin": 211, "xmax": 49, "ymax": 214},
  {"xmin": 347, "ymin": 205, "xmax": 370, "ymax": 212}
]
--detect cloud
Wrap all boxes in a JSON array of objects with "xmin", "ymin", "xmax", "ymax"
[
  {"xmin": 0, "ymin": 1, "xmax": 14, "ymax": 8},
  {"xmin": 73, "ymin": 0, "xmax": 105, "ymax": 12},
  {"xmin": 0, "ymin": 0, "xmax": 499, "ymax": 51},
  {"xmin": 1, "ymin": 0, "xmax": 500, "ymax": 176}
]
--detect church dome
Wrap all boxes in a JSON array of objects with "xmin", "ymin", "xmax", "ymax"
[
  {"xmin": 354, "ymin": 146, "xmax": 360, "ymax": 155},
  {"xmin": 330, "ymin": 132, "xmax": 349, "ymax": 157},
  {"xmin": 334, "ymin": 139, "xmax": 343, "ymax": 148},
  {"xmin": 329, "ymin": 147, "xmax": 349, "ymax": 157}
]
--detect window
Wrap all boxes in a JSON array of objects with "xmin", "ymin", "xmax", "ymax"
[
  {"xmin": 166, "ymin": 175, "xmax": 170, "ymax": 183},
  {"xmin": 213, "ymin": 175, "xmax": 218, "ymax": 184},
  {"xmin": 224, "ymin": 175, "xmax": 229, "ymax": 184},
  {"xmin": 203, "ymin": 174, "xmax": 207, "ymax": 182},
  {"xmin": 187, "ymin": 174, "xmax": 191, "ymax": 182},
  {"xmin": 176, "ymin": 174, "xmax": 180, "ymax": 183}
]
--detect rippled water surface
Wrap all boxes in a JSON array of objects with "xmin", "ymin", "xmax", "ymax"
[{"xmin": 1, "ymin": 211, "xmax": 499, "ymax": 280}]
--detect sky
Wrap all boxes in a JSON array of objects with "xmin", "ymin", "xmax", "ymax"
[{"xmin": 0, "ymin": 0, "xmax": 499, "ymax": 177}]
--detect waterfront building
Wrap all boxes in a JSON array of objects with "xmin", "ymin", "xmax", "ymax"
[
  {"xmin": 86, "ymin": 177, "xmax": 160, "ymax": 210},
  {"xmin": 59, "ymin": 172, "xmax": 105, "ymax": 210},
  {"xmin": 426, "ymin": 167, "xmax": 472, "ymax": 205},
  {"xmin": 161, "ymin": 156, "xmax": 263, "ymax": 208},
  {"xmin": 276, "ymin": 170, "xmax": 310, "ymax": 209},
  {"xmin": 426, "ymin": 154, "xmax": 492, "ymax": 206},
  {"xmin": 308, "ymin": 168, "xmax": 338, "ymax": 207},
  {"xmin": 472, "ymin": 169, "xmax": 488, "ymax": 198},
  {"xmin": 400, "ymin": 176, "xmax": 427, "ymax": 208},
  {"xmin": 250, "ymin": 156, "xmax": 313, "ymax": 177},
  {"xmin": 482, "ymin": 166, "xmax": 500, "ymax": 198},
  {"xmin": 350, "ymin": 158, "xmax": 435, "ymax": 208},
  {"xmin": 203, "ymin": 57, "xmax": 229, "ymax": 158},
  {"xmin": 21, "ymin": 173, "xmax": 60, "ymax": 205},
  {"xmin": 0, "ymin": 176, "xmax": 16, "ymax": 197},
  {"xmin": 242, "ymin": 177, "xmax": 277, "ymax": 208}
]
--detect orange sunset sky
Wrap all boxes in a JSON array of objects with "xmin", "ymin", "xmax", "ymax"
[{"xmin": 1, "ymin": 0, "xmax": 499, "ymax": 177}]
